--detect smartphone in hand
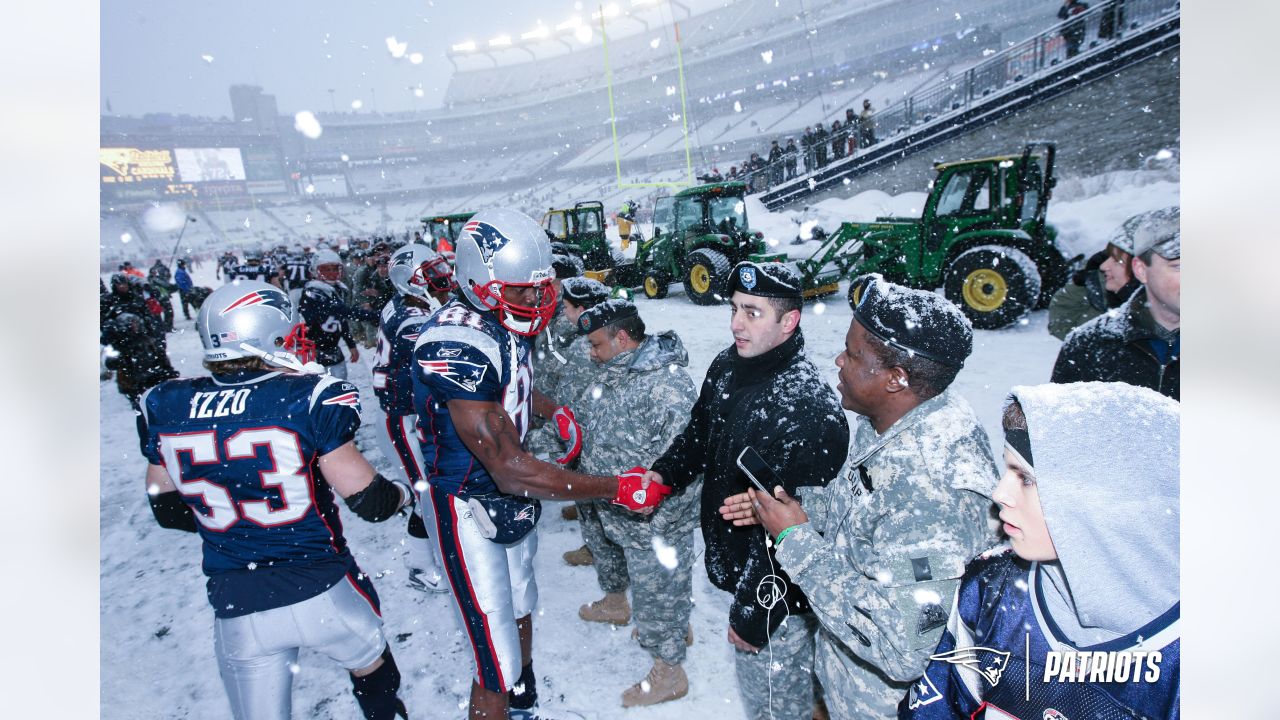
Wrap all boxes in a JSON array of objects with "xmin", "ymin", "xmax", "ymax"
[{"xmin": 736, "ymin": 446, "xmax": 782, "ymax": 494}]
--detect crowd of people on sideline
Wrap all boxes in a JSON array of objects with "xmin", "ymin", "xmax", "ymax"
[
  {"xmin": 104, "ymin": 203, "xmax": 1179, "ymax": 719},
  {"xmin": 698, "ymin": 99, "xmax": 879, "ymax": 192}
]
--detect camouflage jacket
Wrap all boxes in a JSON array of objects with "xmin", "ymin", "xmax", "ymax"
[
  {"xmin": 774, "ymin": 389, "xmax": 999, "ymax": 718},
  {"xmin": 527, "ymin": 312, "xmax": 603, "ymax": 460},
  {"xmin": 532, "ymin": 307, "xmax": 580, "ymax": 403},
  {"xmin": 575, "ymin": 331, "xmax": 700, "ymax": 548}
]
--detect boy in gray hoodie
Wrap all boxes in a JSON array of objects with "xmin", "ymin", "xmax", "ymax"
[{"xmin": 902, "ymin": 381, "xmax": 1180, "ymax": 719}]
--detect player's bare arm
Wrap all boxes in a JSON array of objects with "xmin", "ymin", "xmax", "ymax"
[
  {"xmin": 450, "ymin": 397, "xmax": 615, "ymax": 500},
  {"xmin": 531, "ymin": 387, "xmax": 558, "ymax": 420}
]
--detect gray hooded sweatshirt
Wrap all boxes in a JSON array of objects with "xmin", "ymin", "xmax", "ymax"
[{"xmin": 1011, "ymin": 381, "xmax": 1179, "ymax": 644}]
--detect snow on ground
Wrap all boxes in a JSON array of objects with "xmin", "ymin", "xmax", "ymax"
[{"xmin": 101, "ymin": 170, "xmax": 1173, "ymax": 719}]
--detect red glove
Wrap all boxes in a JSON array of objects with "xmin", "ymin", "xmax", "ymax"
[
  {"xmin": 552, "ymin": 406, "xmax": 582, "ymax": 465},
  {"xmin": 613, "ymin": 467, "xmax": 672, "ymax": 511}
]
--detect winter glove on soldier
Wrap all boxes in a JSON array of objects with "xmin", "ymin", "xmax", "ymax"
[
  {"xmin": 552, "ymin": 406, "xmax": 583, "ymax": 465},
  {"xmin": 613, "ymin": 466, "xmax": 671, "ymax": 512}
]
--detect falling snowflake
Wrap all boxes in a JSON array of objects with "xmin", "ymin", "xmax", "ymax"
[
  {"xmin": 200, "ymin": 54, "xmax": 214, "ymax": 63},
  {"xmin": 294, "ymin": 111, "xmax": 323, "ymax": 139},
  {"xmin": 385, "ymin": 36, "xmax": 408, "ymax": 58},
  {"xmin": 761, "ymin": 50, "xmax": 773, "ymax": 64}
]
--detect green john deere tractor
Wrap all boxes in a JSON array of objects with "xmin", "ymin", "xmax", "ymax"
[
  {"xmin": 421, "ymin": 212, "xmax": 476, "ymax": 254},
  {"xmin": 640, "ymin": 182, "xmax": 784, "ymax": 304},
  {"xmin": 540, "ymin": 201, "xmax": 639, "ymax": 286},
  {"xmin": 796, "ymin": 142, "xmax": 1069, "ymax": 329}
]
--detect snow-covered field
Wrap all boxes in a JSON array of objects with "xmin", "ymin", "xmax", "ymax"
[{"xmin": 100, "ymin": 172, "xmax": 1177, "ymax": 719}]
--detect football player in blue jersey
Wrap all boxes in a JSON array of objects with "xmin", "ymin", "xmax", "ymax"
[
  {"xmin": 139, "ymin": 280, "xmax": 413, "ymax": 720},
  {"xmin": 298, "ymin": 249, "xmax": 379, "ymax": 380},
  {"xmin": 412, "ymin": 208, "xmax": 672, "ymax": 720},
  {"xmin": 372, "ymin": 244, "xmax": 456, "ymax": 594},
  {"xmin": 901, "ymin": 382, "xmax": 1180, "ymax": 719}
]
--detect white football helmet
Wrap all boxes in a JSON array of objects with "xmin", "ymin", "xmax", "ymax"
[
  {"xmin": 453, "ymin": 207, "xmax": 556, "ymax": 336},
  {"xmin": 197, "ymin": 280, "xmax": 314, "ymax": 370},
  {"xmin": 389, "ymin": 244, "xmax": 455, "ymax": 303}
]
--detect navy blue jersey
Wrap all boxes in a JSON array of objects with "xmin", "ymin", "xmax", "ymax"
[
  {"xmin": 297, "ymin": 280, "xmax": 376, "ymax": 366},
  {"xmin": 219, "ymin": 254, "xmax": 239, "ymax": 278},
  {"xmin": 139, "ymin": 370, "xmax": 366, "ymax": 618},
  {"xmin": 229, "ymin": 263, "xmax": 271, "ymax": 283},
  {"xmin": 283, "ymin": 253, "xmax": 312, "ymax": 288},
  {"xmin": 373, "ymin": 295, "xmax": 434, "ymax": 415},
  {"xmin": 412, "ymin": 299, "xmax": 533, "ymax": 497},
  {"xmin": 902, "ymin": 552, "xmax": 1179, "ymax": 720}
]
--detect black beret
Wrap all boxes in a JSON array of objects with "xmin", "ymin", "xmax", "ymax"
[
  {"xmin": 551, "ymin": 253, "xmax": 584, "ymax": 279},
  {"xmin": 727, "ymin": 261, "xmax": 802, "ymax": 299},
  {"xmin": 850, "ymin": 273, "xmax": 974, "ymax": 368},
  {"xmin": 561, "ymin": 277, "xmax": 610, "ymax": 308},
  {"xmin": 578, "ymin": 298, "xmax": 639, "ymax": 334}
]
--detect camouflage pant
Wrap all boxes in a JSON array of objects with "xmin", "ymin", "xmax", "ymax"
[
  {"xmin": 621, "ymin": 533, "xmax": 695, "ymax": 666},
  {"xmin": 734, "ymin": 612, "xmax": 817, "ymax": 720},
  {"xmin": 580, "ymin": 500, "xmax": 629, "ymax": 594}
]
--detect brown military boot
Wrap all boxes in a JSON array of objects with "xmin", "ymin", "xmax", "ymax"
[
  {"xmin": 621, "ymin": 659, "xmax": 688, "ymax": 707},
  {"xmin": 562, "ymin": 544, "xmax": 593, "ymax": 566},
  {"xmin": 579, "ymin": 591, "xmax": 631, "ymax": 625},
  {"xmin": 560, "ymin": 504, "xmax": 579, "ymax": 521},
  {"xmin": 631, "ymin": 623, "xmax": 694, "ymax": 646}
]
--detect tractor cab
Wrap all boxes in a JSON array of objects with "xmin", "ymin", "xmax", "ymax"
[
  {"xmin": 542, "ymin": 201, "xmax": 612, "ymax": 274},
  {"xmin": 421, "ymin": 212, "xmax": 476, "ymax": 255},
  {"xmin": 643, "ymin": 182, "xmax": 782, "ymax": 304}
]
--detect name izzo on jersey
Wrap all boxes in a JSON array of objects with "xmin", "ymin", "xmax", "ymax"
[{"xmin": 188, "ymin": 389, "xmax": 252, "ymax": 419}]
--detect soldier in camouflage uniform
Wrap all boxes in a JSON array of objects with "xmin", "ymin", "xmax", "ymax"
[
  {"xmin": 526, "ymin": 275, "xmax": 612, "ymax": 566},
  {"xmin": 725, "ymin": 274, "xmax": 999, "ymax": 718},
  {"xmin": 570, "ymin": 299, "xmax": 700, "ymax": 707}
]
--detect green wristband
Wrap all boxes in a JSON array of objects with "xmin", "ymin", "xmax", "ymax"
[{"xmin": 774, "ymin": 524, "xmax": 801, "ymax": 545}]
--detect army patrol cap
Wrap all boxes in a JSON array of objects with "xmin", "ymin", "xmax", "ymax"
[
  {"xmin": 551, "ymin": 253, "xmax": 584, "ymax": 279},
  {"xmin": 1107, "ymin": 206, "xmax": 1180, "ymax": 260},
  {"xmin": 578, "ymin": 298, "xmax": 639, "ymax": 334},
  {"xmin": 727, "ymin": 261, "xmax": 802, "ymax": 299},
  {"xmin": 1129, "ymin": 206, "xmax": 1180, "ymax": 260},
  {"xmin": 561, "ymin": 277, "xmax": 610, "ymax": 308},
  {"xmin": 850, "ymin": 273, "xmax": 973, "ymax": 369}
]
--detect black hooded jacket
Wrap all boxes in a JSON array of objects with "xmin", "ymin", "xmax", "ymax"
[{"xmin": 651, "ymin": 330, "xmax": 849, "ymax": 648}]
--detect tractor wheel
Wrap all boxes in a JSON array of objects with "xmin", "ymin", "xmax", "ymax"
[
  {"xmin": 944, "ymin": 245, "xmax": 1042, "ymax": 330},
  {"xmin": 683, "ymin": 249, "xmax": 731, "ymax": 305},
  {"xmin": 642, "ymin": 270, "xmax": 670, "ymax": 299}
]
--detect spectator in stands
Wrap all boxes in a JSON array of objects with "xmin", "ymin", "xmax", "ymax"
[
  {"xmin": 814, "ymin": 123, "xmax": 830, "ymax": 168},
  {"xmin": 1058, "ymin": 0, "xmax": 1090, "ymax": 58},
  {"xmin": 845, "ymin": 108, "xmax": 859, "ymax": 155},
  {"xmin": 831, "ymin": 120, "xmax": 846, "ymax": 161},
  {"xmin": 767, "ymin": 140, "xmax": 783, "ymax": 187},
  {"xmin": 174, "ymin": 259, "xmax": 196, "ymax": 321},
  {"xmin": 801, "ymin": 126, "xmax": 817, "ymax": 174},
  {"xmin": 727, "ymin": 166, "xmax": 739, "ymax": 181},
  {"xmin": 783, "ymin": 137, "xmax": 799, "ymax": 180},
  {"xmin": 1052, "ymin": 207, "xmax": 1179, "ymax": 400},
  {"xmin": 859, "ymin": 99, "xmax": 877, "ymax": 146}
]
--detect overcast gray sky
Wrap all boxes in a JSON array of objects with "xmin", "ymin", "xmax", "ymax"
[{"xmin": 101, "ymin": 0, "xmax": 729, "ymax": 118}]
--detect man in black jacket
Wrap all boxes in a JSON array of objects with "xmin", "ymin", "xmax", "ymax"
[
  {"xmin": 645, "ymin": 261, "xmax": 848, "ymax": 720},
  {"xmin": 1052, "ymin": 207, "xmax": 1179, "ymax": 399}
]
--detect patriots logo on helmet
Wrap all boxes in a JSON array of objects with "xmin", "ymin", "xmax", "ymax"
[
  {"xmin": 462, "ymin": 220, "xmax": 512, "ymax": 263},
  {"xmin": 513, "ymin": 507, "xmax": 536, "ymax": 523},
  {"xmin": 928, "ymin": 646, "xmax": 1010, "ymax": 687},
  {"xmin": 220, "ymin": 290, "xmax": 291, "ymax": 319},
  {"xmin": 322, "ymin": 391, "xmax": 361, "ymax": 412},
  {"xmin": 419, "ymin": 358, "xmax": 488, "ymax": 392}
]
